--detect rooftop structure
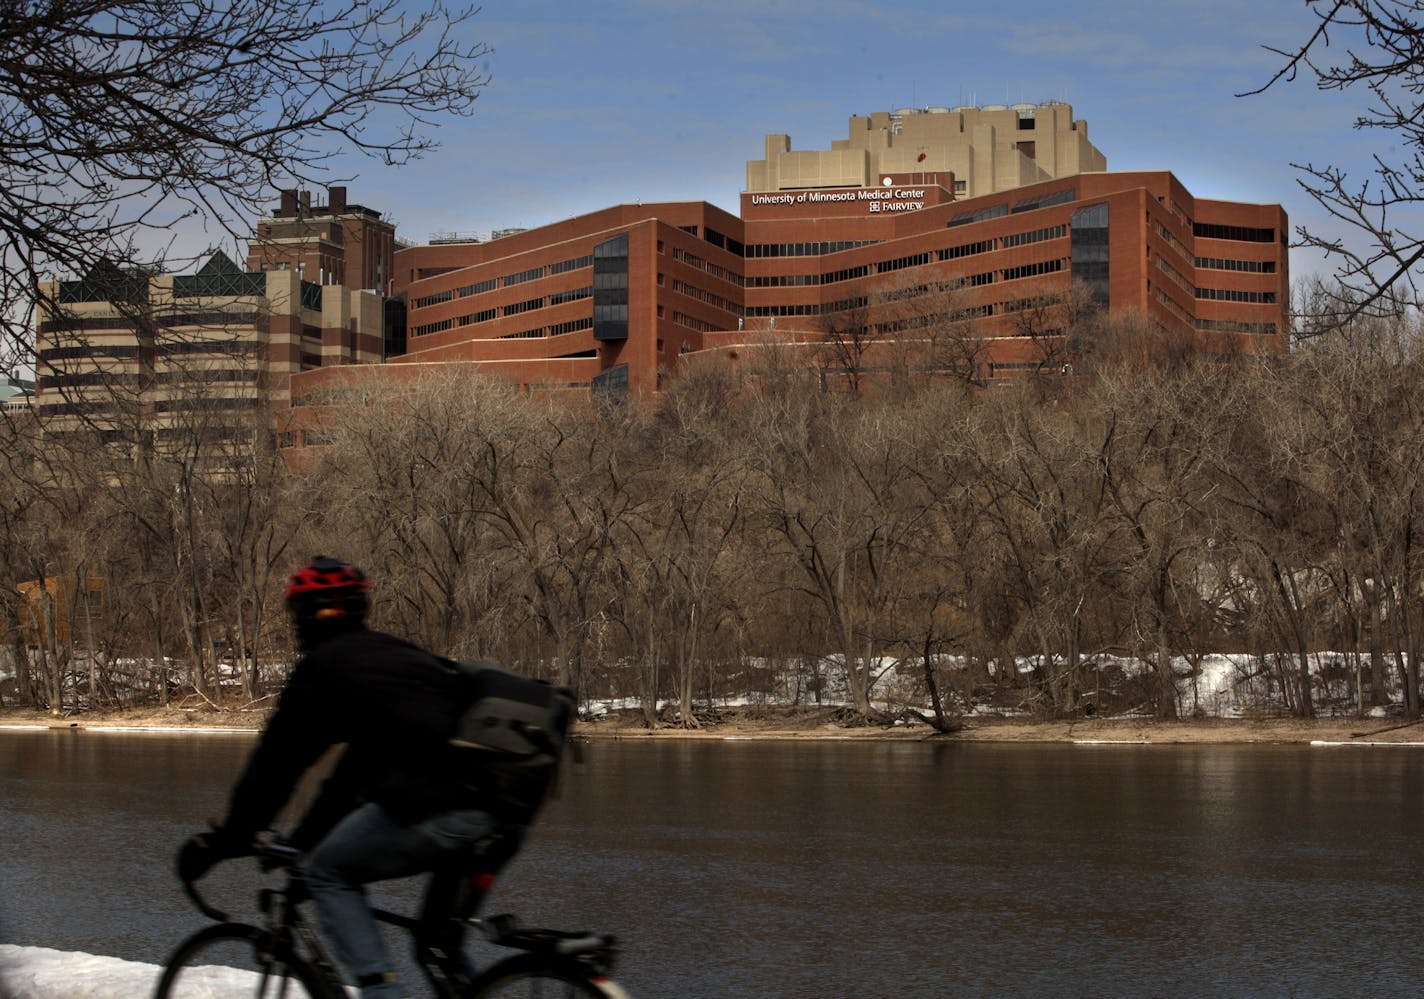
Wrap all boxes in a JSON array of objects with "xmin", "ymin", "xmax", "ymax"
[
  {"xmin": 747, "ymin": 101, "xmax": 1107, "ymax": 201},
  {"xmin": 247, "ymin": 186, "xmax": 398, "ymax": 296}
]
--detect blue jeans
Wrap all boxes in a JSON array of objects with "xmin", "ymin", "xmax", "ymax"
[{"xmin": 305, "ymin": 803, "xmax": 497, "ymax": 999}]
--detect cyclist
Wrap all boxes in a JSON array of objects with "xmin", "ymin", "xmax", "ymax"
[{"xmin": 176, "ymin": 556, "xmax": 502, "ymax": 999}]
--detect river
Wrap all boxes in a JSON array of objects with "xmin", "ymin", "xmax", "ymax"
[{"xmin": 2, "ymin": 729, "xmax": 1420, "ymax": 997}]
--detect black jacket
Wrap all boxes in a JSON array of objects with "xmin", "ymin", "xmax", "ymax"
[{"xmin": 220, "ymin": 628, "xmax": 476, "ymax": 851}]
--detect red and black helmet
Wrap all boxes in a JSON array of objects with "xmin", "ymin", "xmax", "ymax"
[{"xmin": 285, "ymin": 556, "xmax": 370, "ymax": 603}]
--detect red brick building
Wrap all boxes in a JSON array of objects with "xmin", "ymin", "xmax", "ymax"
[
  {"xmin": 346, "ymin": 169, "xmax": 1284, "ymax": 403},
  {"xmin": 247, "ymin": 186, "xmax": 398, "ymax": 295}
]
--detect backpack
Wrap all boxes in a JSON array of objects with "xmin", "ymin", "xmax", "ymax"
[{"xmin": 443, "ymin": 659, "xmax": 577, "ymax": 820}]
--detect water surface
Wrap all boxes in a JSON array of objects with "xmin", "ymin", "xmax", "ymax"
[{"xmin": 2, "ymin": 731, "xmax": 1418, "ymax": 997}]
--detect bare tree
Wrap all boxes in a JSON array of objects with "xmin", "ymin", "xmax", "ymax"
[
  {"xmin": 2, "ymin": 0, "xmax": 491, "ymax": 366},
  {"xmin": 1092, "ymin": 361, "xmax": 1240, "ymax": 718},
  {"xmin": 1244, "ymin": 1, "xmax": 1424, "ymax": 319},
  {"xmin": 959, "ymin": 384, "xmax": 1119, "ymax": 714},
  {"xmin": 815, "ymin": 295, "xmax": 880, "ymax": 397},
  {"xmin": 880, "ymin": 276, "xmax": 990, "ymax": 389}
]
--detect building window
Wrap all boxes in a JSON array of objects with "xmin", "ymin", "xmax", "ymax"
[
  {"xmin": 1193, "ymin": 222, "xmax": 1275, "ymax": 243},
  {"xmin": 592, "ymin": 362, "xmax": 629, "ymax": 399},
  {"xmin": 593, "ymin": 234, "xmax": 629, "ymax": 342},
  {"xmin": 1070, "ymin": 204, "xmax": 1110, "ymax": 307},
  {"xmin": 1194, "ymin": 256, "xmax": 1277, "ymax": 274},
  {"xmin": 1195, "ymin": 287, "xmax": 1278, "ymax": 304},
  {"xmin": 504, "ymin": 265, "xmax": 546, "ymax": 287}
]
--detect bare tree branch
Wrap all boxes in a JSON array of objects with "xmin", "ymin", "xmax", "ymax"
[
  {"xmin": 1242, "ymin": 0, "xmax": 1424, "ymax": 323},
  {"xmin": 0, "ymin": 0, "xmax": 491, "ymax": 367}
]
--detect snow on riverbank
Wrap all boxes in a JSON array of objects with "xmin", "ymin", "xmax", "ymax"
[{"xmin": 0, "ymin": 945, "xmax": 161, "ymax": 998}]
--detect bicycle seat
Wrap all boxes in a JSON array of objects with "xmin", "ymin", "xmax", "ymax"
[{"xmin": 483, "ymin": 917, "xmax": 616, "ymax": 957}]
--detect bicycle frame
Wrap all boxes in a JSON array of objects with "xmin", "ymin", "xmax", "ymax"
[{"xmin": 171, "ymin": 834, "xmax": 624, "ymax": 998}]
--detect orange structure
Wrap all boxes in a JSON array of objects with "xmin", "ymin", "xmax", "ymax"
[{"xmin": 14, "ymin": 577, "xmax": 105, "ymax": 648}]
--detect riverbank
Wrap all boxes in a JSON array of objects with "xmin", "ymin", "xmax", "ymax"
[{"xmin": 3, "ymin": 704, "xmax": 1423, "ymax": 744}]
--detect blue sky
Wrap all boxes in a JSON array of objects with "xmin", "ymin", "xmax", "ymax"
[{"xmin": 339, "ymin": 0, "xmax": 1369, "ymax": 284}]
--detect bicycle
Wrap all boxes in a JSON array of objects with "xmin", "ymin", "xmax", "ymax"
[{"xmin": 153, "ymin": 831, "xmax": 632, "ymax": 998}]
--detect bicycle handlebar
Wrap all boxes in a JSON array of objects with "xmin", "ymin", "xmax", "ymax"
[{"xmin": 181, "ymin": 837, "xmax": 303, "ymax": 923}]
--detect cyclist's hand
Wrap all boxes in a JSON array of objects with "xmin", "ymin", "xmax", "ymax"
[{"xmin": 176, "ymin": 828, "xmax": 248, "ymax": 883}]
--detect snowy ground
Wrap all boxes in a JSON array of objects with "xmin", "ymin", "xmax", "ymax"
[{"xmin": 0, "ymin": 945, "xmax": 162, "ymax": 998}]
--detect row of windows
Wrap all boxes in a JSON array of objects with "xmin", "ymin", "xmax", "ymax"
[
  {"xmin": 942, "ymin": 239, "xmax": 996, "ymax": 260},
  {"xmin": 457, "ymin": 278, "xmax": 497, "ymax": 297},
  {"xmin": 740, "ymin": 224, "xmax": 1065, "ymax": 266},
  {"xmin": 1001, "ymin": 258, "xmax": 1065, "ymax": 282},
  {"xmin": 153, "ymin": 397, "xmax": 259, "ymax": 414},
  {"xmin": 878, "ymin": 252, "xmax": 932, "ymax": 275},
  {"xmin": 743, "ymin": 285, "xmax": 1096, "ymax": 330},
  {"xmin": 503, "ymin": 297, "xmax": 544, "ymax": 317},
  {"xmin": 673, "ymin": 311, "xmax": 720, "ymax": 333},
  {"xmin": 551, "ymin": 254, "xmax": 594, "ymax": 275},
  {"xmin": 947, "ymin": 203, "xmax": 1008, "ymax": 229},
  {"xmin": 1193, "ymin": 222, "xmax": 1277, "ymax": 244},
  {"xmin": 747, "ymin": 273, "xmax": 821, "ymax": 288},
  {"xmin": 671, "ymin": 279, "xmax": 742, "ymax": 316},
  {"xmin": 1153, "ymin": 287, "xmax": 1194, "ymax": 327},
  {"xmin": 41, "ymin": 336, "xmax": 257, "ymax": 362},
  {"xmin": 739, "ymin": 229, "xmax": 1061, "ymax": 290},
  {"xmin": 415, "ymin": 289, "xmax": 454, "ymax": 307},
  {"xmin": 156, "ymin": 369, "xmax": 257, "ymax": 383},
  {"xmin": 549, "ymin": 286, "xmax": 593, "ymax": 306},
  {"xmin": 1001, "ymin": 294, "xmax": 1060, "ymax": 315},
  {"xmin": 826, "ymin": 294, "xmax": 870, "ymax": 314},
  {"xmin": 503, "ymin": 266, "xmax": 543, "ymax": 287},
  {"xmin": 672, "ymin": 247, "xmax": 746, "ymax": 287},
  {"xmin": 1195, "ymin": 318, "xmax": 1280, "ymax": 334},
  {"xmin": 1195, "ymin": 256, "xmax": 1277, "ymax": 274},
  {"xmin": 1000, "ymin": 224, "xmax": 1066, "ymax": 249},
  {"xmin": 412, "ymin": 254, "xmax": 593, "ymax": 309},
  {"xmin": 162, "ymin": 311, "xmax": 259, "ymax": 328},
  {"xmin": 823, "ymin": 263, "xmax": 873, "ymax": 284},
  {"xmin": 745, "ymin": 303, "xmax": 822, "ymax": 318},
  {"xmin": 744, "ymin": 240, "xmax": 881, "ymax": 258},
  {"xmin": 1155, "ymin": 223, "xmax": 1192, "ymax": 264},
  {"xmin": 410, "ymin": 241, "xmax": 625, "ymax": 340},
  {"xmin": 1196, "ymin": 287, "xmax": 1278, "ymax": 304},
  {"xmin": 40, "ymin": 401, "xmax": 113, "ymax": 415},
  {"xmin": 40, "ymin": 311, "xmax": 259, "ymax": 337},
  {"xmin": 550, "ymin": 317, "xmax": 594, "ymax": 336},
  {"xmin": 1156, "ymin": 256, "xmax": 1195, "ymax": 296},
  {"xmin": 728, "ymin": 256, "xmax": 1063, "ymax": 321},
  {"xmin": 40, "ymin": 372, "xmax": 137, "ymax": 389},
  {"xmin": 40, "ymin": 344, "xmax": 140, "ymax": 360},
  {"xmin": 159, "ymin": 339, "xmax": 256, "ymax": 356}
]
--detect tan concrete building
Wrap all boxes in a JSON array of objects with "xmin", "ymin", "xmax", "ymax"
[
  {"xmin": 747, "ymin": 101, "xmax": 1107, "ymax": 200},
  {"xmin": 34, "ymin": 252, "xmax": 383, "ymax": 447}
]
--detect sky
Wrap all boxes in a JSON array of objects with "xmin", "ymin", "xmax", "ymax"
[{"xmin": 317, "ymin": 0, "xmax": 1376, "ymax": 287}]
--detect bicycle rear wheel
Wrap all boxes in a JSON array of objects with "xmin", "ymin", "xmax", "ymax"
[
  {"xmin": 153, "ymin": 922, "xmax": 336, "ymax": 998},
  {"xmin": 470, "ymin": 953, "xmax": 632, "ymax": 998}
]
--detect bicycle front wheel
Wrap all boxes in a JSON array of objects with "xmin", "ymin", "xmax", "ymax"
[
  {"xmin": 153, "ymin": 922, "xmax": 336, "ymax": 999},
  {"xmin": 470, "ymin": 953, "xmax": 633, "ymax": 998}
]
